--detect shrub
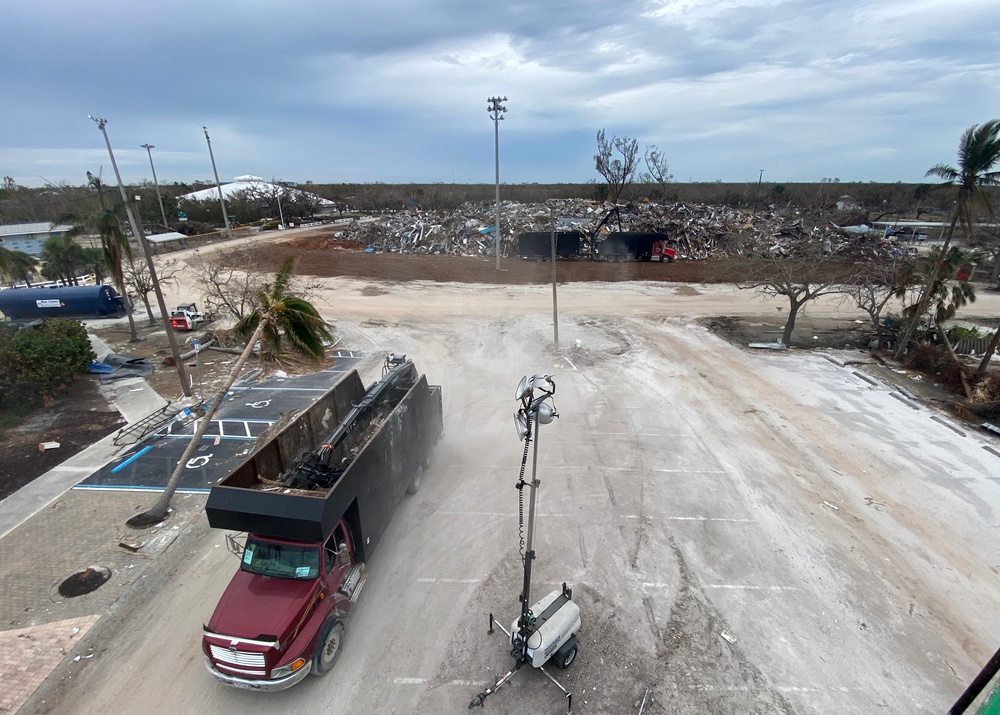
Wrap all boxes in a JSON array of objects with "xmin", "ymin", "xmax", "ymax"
[
  {"xmin": 905, "ymin": 344, "xmax": 966, "ymax": 394},
  {"xmin": 0, "ymin": 319, "xmax": 95, "ymax": 410}
]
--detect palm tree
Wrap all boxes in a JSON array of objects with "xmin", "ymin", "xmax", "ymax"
[
  {"xmin": 0, "ymin": 247, "xmax": 37, "ymax": 286},
  {"xmin": 130, "ymin": 257, "xmax": 330, "ymax": 526},
  {"xmin": 894, "ymin": 120, "xmax": 1000, "ymax": 361},
  {"xmin": 39, "ymin": 235, "xmax": 88, "ymax": 285},
  {"xmin": 59, "ymin": 173, "xmax": 140, "ymax": 341}
]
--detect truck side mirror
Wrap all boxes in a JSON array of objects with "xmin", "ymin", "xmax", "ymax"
[{"xmin": 339, "ymin": 543, "xmax": 349, "ymax": 566}]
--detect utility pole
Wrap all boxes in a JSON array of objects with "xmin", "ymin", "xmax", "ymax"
[
  {"xmin": 273, "ymin": 177, "xmax": 286, "ymax": 228},
  {"xmin": 753, "ymin": 168, "xmax": 764, "ymax": 213},
  {"xmin": 549, "ymin": 206, "xmax": 559, "ymax": 351},
  {"xmin": 487, "ymin": 96, "xmax": 508, "ymax": 270},
  {"xmin": 203, "ymin": 126, "xmax": 234, "ymax": 241},
  {"xmin": 88, "ymin": 116, "xmax": 191, "ymax": 397},
  {"xmin": 140, "ymin": 143, "xmax": 170, "ymax": 229}
]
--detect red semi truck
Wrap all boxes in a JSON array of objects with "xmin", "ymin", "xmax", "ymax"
[{"xmin": 201, "ymin": 355, "xmax": 443, "ymax": 690}]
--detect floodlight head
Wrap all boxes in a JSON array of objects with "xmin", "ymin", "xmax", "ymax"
[
  {"xmin": 535, "ymin": 401, "xmax": 557, "ymax": 425},
  {"xmin": 514, "ymin": 411, "xmax": 529, "ymax": 441},
  {"xmin": 515, "ymin": 376, "xmax": 530, "ymax": 401},
  {"xmin": 528, "ymin": 374, "xmax": 554, "ymax": 394},
  {"xmin": 388, "ymin": 353, "xmax": 406, "ymax": 366}
]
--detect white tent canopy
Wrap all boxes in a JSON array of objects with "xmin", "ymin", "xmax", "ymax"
[{"xmin": 178, "ymin": 177, "xmax": 335, "ymax": 207}]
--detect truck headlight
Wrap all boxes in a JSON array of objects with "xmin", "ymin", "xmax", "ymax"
[{"xmin": 271, "ymin": 658, "xmax": 307, "ymax": 679}]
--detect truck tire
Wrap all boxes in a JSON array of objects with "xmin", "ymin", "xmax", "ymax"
[
  {"xmin": 615, "ymin": 254, "xmax": 626, "ymax": 263},
  {"xmin": 556, "ymin": 643, "xmax": 578, "ymax": 669},
  {"xmin": 407, "ymin": 466, "xmax": 423, "ymax": 495},
  {"xmin": 312, "ymin": 618, "xmax": 345, "ymax": 675}
]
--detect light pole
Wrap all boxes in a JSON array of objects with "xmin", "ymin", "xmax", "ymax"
[
  {"xmin": 140, "ymin": 144, "xmax": 170, "ymax": 229},
  {"xmin": 87, "ymin": 115, "xmax": 191, "ymax": 397},
  {"xmin": 752, "ymin": 168, "xmax": 764, "ymax": 213},
  {"xmin": 549, "ymin": 206, "xmax": 559, "ymax": 351},
  {"xmin": 487, "ymin": 96, "xmax": 507, "ymax": 270},
  {"xmin": 203, "ymin": 126, "xmax": 234, "ymax": 241},
  {"xmin": 192, "ymin": 338, "xmax": 203, "ymax": 400},
  {"xmin": 273, "ymin": 177, "xmax": 286, "ymax": 228}
]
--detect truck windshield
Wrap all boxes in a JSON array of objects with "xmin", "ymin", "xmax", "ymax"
[{"xmin": 241, "ymin": 538, "xmax": 320, "ymax": 580}]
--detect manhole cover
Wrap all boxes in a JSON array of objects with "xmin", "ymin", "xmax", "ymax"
[{"xmin": 58, "ymin": 566, "xmax": 112, "ymax": 597}]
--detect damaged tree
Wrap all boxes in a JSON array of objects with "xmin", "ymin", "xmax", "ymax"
[
  {"xmin": 644, "ymin": 144, "xmax": 673, "ymax": 197},
  {"xmin": 899, "ymin": 246, "xmax": 979, "ymax": 397},
  {"xmin": 844, "ymin": 258, "xmax": 907, "ymax": 349},
  {"xmin": 738, "ymin": 241, "xmax": 850, "ymax": 346},
  {"xmin": 895, "ymin": 120, "xmax": 1000, "ymax": 360},
  {"xmin": 125, "ymin": 256, "xmax": 181, "ymax": 325},
  {"xmin": 594, "ymin": 130, "xmax": 639, "ymax": 204}
]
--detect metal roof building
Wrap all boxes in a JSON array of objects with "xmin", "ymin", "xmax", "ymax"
[{"xmin": 0, "ymin": 222, "xmax": 73, "ymax": 256}]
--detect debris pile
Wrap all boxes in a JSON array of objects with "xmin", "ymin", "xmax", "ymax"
[{"xmin": 340, "ymin": 199, "xmax": 909, "ymax": 260}]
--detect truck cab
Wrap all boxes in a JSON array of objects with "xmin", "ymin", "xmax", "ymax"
[{"xmin": 202, "ymin": 518, "xmax": 363, "ymax": 691}]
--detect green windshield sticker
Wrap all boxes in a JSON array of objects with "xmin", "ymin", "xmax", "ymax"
[
  {"xmin": 295, "ymin": 566, "xmax": 310, "ymax": 577},
  {"xmin": 243, "ymin": 546, "xmax": 253, "ymax": 565}
]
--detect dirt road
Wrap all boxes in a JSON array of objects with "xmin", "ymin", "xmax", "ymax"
[{"xmin": 39, "ymin": 257, "xmax": 1000, "ymax": 714}]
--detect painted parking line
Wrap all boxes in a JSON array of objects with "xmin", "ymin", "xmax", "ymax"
[
  {"xmin": 641, "ymin": 583, "xmax": 799, "ymax": 591},
  {"xmin": 624, "ymin": 515, "xmax": 753, "ymax": 522},
  {"xmin": 393, "ymin": 678, "xmax": 488, "ymax": 686},
  {"xmin": 415, "ymin": 577, "xmax": 480, "ymax": 584},
  {"xmin": 651, "ymin": 468, "xmax": 727, "ymax": 474},
  {"xmin": 705, "ymin": 584, "xmax": 801, "ymax": 591}
]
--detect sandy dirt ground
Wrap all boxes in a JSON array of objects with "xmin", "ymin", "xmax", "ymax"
[{"xmin": 28, "ymin": 228, "xmax": 1000, "ymax": 715}]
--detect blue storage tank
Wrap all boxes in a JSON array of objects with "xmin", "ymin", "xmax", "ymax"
[{"xmin": 0, "ymin": 285, "xmax": 126, "ymax": 320}]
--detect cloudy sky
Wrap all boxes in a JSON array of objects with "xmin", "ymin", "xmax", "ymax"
[{"xmin": 2, "ymin": 0, "xmax": 998, "ymax": 188}]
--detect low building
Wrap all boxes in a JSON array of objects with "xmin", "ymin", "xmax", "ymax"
[{"xmin": 0, "ymin": 222, "xmax": 73, "ymax": 256}]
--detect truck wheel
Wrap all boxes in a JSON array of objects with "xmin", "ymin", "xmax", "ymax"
[
  {"xmin": 312, "ymin": 618, "xmax": 345, "ymax": 675},
  {"xmin": 407, "ymin": 466, "xmax": 423, "ymax": 495},
  {"xmin": 615, "ymin": 254, "xmax": 626, "ymax": 263},
  {"xmin": 556, "ymin": 644, "xmax": 577, "ymax": 669}
]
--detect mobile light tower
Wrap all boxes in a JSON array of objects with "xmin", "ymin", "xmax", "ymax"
[
  {"xmin": 203, "ymin": 126, "xmax": 234, "ymax": 241},
  {"xmin": 87, "ymin": 116, "xmax": 190, "ymax": 396},
  {"xmin": 470, "ymin": 374, "xmax": 580, "ymax": 712},
  {"xmin": 140, "ymin": 143, "xmax": 170, "ymax": 229},
  {"xmin": 487, "ymin": 96, "xmax": 507, "ymax": 270}
]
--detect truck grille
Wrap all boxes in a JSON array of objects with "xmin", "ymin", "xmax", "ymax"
[{"xmin": 209, "ymin": 645, "xmax": 266, "ymax": 668}]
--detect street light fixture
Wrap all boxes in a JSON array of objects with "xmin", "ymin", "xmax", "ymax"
[
  {"xmin": 203, "ymin": 126, "xmax": 234, "ymax": 241},
  {"xmin": 140, "ymin": 143, "xmax": 170, "ymax": 229},
  {"xmin": 487, "ymin": 96, "xmax": 508, "ymax": 271},
  {"xmin": 87, "ymin": 115, "xmax": 191, "ymax": 397}
]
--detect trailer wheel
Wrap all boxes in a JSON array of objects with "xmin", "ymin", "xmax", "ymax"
[
  {"xmin": 407, "ymin": 466, "xmax": 423, "ymax": 495},
  {"xmin": 556, "ymin": 644, "xmax": 578, "ymax": 669},
  {"xmin": 312, "ymin": 618, "xmax": 345, "ymax": 675},
  {"xmin": 615, "ymin": 254, "xmax": 626, "ymax": 263}
]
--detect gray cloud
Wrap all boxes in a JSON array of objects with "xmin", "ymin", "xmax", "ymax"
[{"xmin": 1, "ymin": 0, "xmax": 998, "ymax": 186}]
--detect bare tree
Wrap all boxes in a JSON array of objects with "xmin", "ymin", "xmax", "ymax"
[
  {"xmin": 644, "ymin": 144, "xmax": 673, "ymax": 196},
  {"xmin": 844, "ymin": 258, "xmax": 906, "ymax": 350},
  {"xmin": 738, "ymin": 242, "xmax": 850, "ymax": 346},
  {"xmin": 190, "ymin": 243, "xmax": 320, "ymax": 323},
  {"xmin": 190, "ymin": 243, "xmax": 269, "ymax": 322},
  {"xmin": 594, "ymin": 129, "xmax": 639, "ymax": 204},
  {"xmin": 124, "ymin": 256, "xmax": 181, "ymax": 324}
]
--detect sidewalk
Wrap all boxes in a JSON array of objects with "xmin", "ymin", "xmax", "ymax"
[{"xmin": 0, "ymin": 372, "xmax": 191, "ymax": 714}]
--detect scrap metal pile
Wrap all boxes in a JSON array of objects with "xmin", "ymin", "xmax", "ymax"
[{"xmin": 340, "ymin": 199, "xmax": 908, "ymax": 260}]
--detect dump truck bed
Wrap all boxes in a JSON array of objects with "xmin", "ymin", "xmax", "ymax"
[{"xmin": 205, "ymin": 362, "xmax": 442, "ymax": 562}]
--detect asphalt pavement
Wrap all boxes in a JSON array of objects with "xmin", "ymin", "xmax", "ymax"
[{"xmin": 0, "ymin": 349, "xmax": 370, "ymax": 714}]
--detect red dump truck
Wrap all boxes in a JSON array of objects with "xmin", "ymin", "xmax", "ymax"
[{"xmin": 201, "ymin": 354, "xmax": 443, "ymax": 690}]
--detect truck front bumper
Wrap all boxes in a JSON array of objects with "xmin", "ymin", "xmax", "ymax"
[{"xmin": 203, "ymin": 656, "xmax": 310, "ymax": 691}]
